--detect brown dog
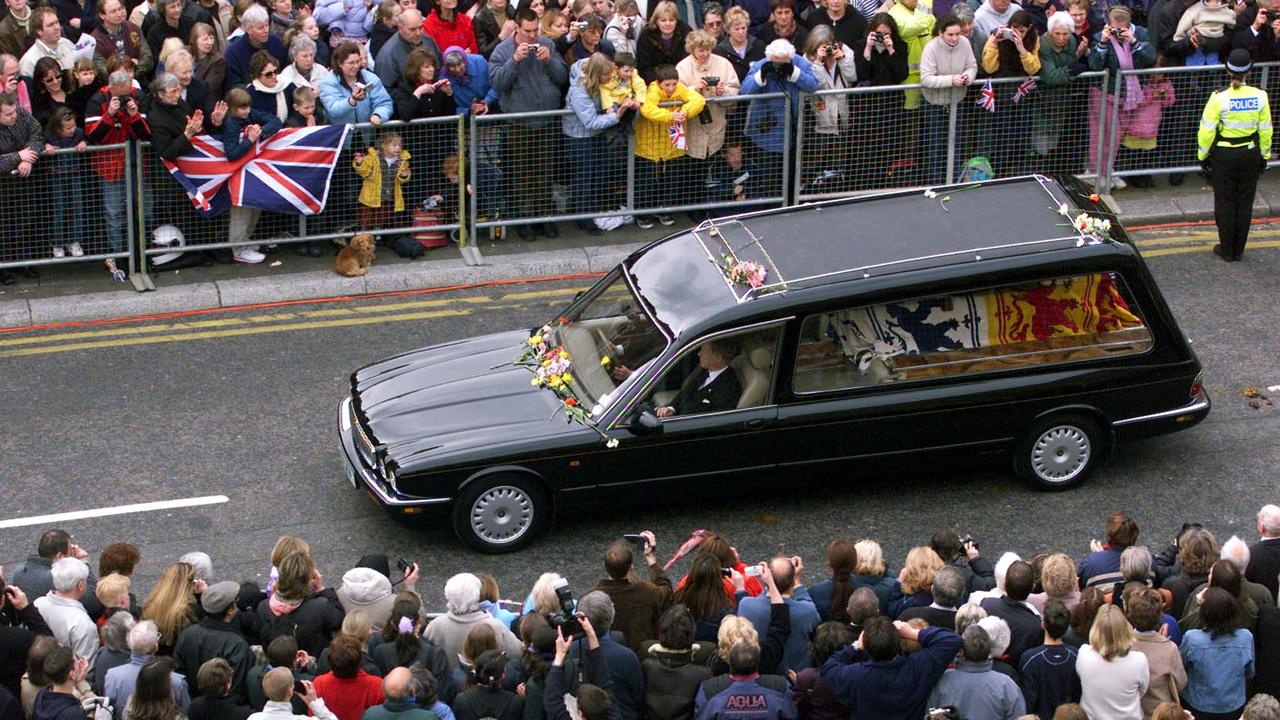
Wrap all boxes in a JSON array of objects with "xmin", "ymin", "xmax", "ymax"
[{"xmin": 333, "ymin": 233, "xmax": 376, "ymax": 277}]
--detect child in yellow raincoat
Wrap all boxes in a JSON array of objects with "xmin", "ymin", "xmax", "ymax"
[
  {"xmin": 354, "ymin": 131, "xmax": 412, "ymax": 230},
  {"xmin": 634, "ymin": 64, "xmax": 704, "ymax": 229}
]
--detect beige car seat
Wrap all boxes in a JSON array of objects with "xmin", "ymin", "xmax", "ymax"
[{"xmin": 732, "ymin": 344, "xmax": 775, "ymax": 409}]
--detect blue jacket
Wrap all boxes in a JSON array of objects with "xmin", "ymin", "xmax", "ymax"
[
  {"xmin": 820, "ymin": 626, "xmax": 962, "ymax": 720},
  {"xmin": 739, "ymin": 55, "xmax": 819, "ymax": 154},
  {"xmin": 695, "ymin": 675, "xmax": 794, "ymax": 720},
  {"xmin": 927, "ymin": 660, "xmax": 1025, "ymax": 720},
  {"xmin": 444, "ymin": 53, "xmax": 501, "ymax": 115},
  {"xmin": 562, "ymin": 60, "xmax": 619, "ymax": 138},
  {"xmin": 319, "ymin": 69, "xmax": 395, "ymax": 126},
  {"xmin": 225, "ymin": 35, "xmax": 288, "ymax": 87},
  {"xmin": 736, "ymin": 588, "xmax": 820, "ymax": 674},
  {"xmin": 314, "ymin": 0, "xmax": 375, "ymax": 39},
  {"xmin": 1181, "ymin": 628, "xmax": 1255, "ymax": 713},
  {"xmin": 221, "ymin": 108, "xmax": 283, "ymax": 161},
  {"xmin": 1076, "ymin": 548, "xmax": 1124, "ymax": 589}
]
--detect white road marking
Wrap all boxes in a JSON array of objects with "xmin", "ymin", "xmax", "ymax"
[{"xmin": 0, "ymin": 495, "xmax": 230, "ymax": 529}]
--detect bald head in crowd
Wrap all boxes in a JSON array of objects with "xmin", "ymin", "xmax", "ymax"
[{"xmin": 383, "ymin": 667, "xmax": 414, "ymax": 702}]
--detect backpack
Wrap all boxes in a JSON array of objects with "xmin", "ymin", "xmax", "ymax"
[{"xmin": 959, "ymin": 156, "xmax": 994, "ymax": 183}]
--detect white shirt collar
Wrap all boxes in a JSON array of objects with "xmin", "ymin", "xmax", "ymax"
[{"xmin": 702, "ymin": 366, "xmax": 727, "ymax": 387}]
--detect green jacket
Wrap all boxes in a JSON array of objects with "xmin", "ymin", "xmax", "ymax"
[
  {"xmin": 361, "ymin": 700, "xmax": 440, "ymax": 720},
  {"xmin": 1038, "ymin": 36, "xmax": 1077, "ymax": 88}
]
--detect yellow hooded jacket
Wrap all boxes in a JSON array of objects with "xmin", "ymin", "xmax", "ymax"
[
  {"xmin": 635, "ymin": 80, "xmax": 706, "ymax": 162},
  {"xmin": 355, "ymin": 147, "xmax": 412, "ymax": 211}
]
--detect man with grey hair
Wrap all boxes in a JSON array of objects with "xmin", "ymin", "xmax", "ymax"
[
  {"xmin": 899, "ymin": 566, "xmax": 965, "ymax": 630},
  {"xmin": 1248, "ymin": 505, "xmax": 1280, "ymax": 602},
  {"xmin": 1244, "ymin": 693, "xmax": 1280, "ymax": 720},
  {"xmin": 423, "ymin": 573, "xmax": 522, "ymax": 673},
  {"xmin": 33, "ymin": 558, "xmax": 100, "ymax": 672},
  {"xmin": 1222, "ymin": 536, "xmax": 1275, "ymax": 609},
  {"xmin": 92, "ymin": 611, "xmax": 137, "ymax": 694},
  {"xmin": 374, "ymin": 9, "xmax": 438, "ymax": 91},
  {"xmin": 225, "ymin": 4, "xmax": 285, "ymax": 85},
  {"xmin": 846, "ymin": 587, "xmax": 880, "ymax": 635},
  {"xmin": 568, "ymin": 592, "xmax": 643, "ymax": 720},
  {"xmin": 86, "ymin": 68, "xmax": 151, "ymax": 258},
  {"xmin": 928, "ymin": 625, "xmax": 1025, "ymax": 720},
  {"xmin": 105, "ymin": 620, "xmax": 191, "ymax": 720}
]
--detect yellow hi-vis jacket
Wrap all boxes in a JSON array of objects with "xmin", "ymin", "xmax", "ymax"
[{"xmin": 1198, "ymin": 83, "xmax": 1273, "ymax": 161}]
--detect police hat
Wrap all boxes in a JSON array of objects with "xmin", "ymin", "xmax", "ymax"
[{"xmin": 1227, "ymin": 48, "xmax": 1254, "ymax": 74}]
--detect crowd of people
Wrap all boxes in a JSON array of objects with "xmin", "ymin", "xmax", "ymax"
[
  {"xmin": 0, "ymin": 0, "xmax": 1268, "ymax": 282},
  {"xmin": 2, "ymin": 505, "xmax": 1280, "ymax": 720}
]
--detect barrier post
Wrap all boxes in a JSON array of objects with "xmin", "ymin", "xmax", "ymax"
[
  {"xmin": 128, "ymin": 140, "xmax": 155, "ymax": 291},
  {"xmin": 946, "ymin": 98, "xmax": 957, "ymax": 185}
]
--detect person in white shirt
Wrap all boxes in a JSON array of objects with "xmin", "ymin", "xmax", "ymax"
[
  {"xmin": 248, "ymin": 667, "xmax": 339, "ymax": 720},
  {"xmin": 33, "ymin": 557, "xmax": 100, "ymax": 672},
  {"xmin": 1076, "ymin": 605, "xmax": 1149, "ymax": 720},
  {"xmin": 19, "ymin": 7, "xmax": 78, "ymax": 77}
]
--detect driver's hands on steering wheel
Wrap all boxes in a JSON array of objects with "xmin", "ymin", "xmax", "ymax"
[{"xmin": 612, "ymin": 365, "xmax": 634, "ymax": 381}]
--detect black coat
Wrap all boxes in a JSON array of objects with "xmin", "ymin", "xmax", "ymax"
[
  {"xmin": 854, "ymin": 38, "xmax": 909, "ymax": 86},
  {"xmin": 452, "ymin": 687, "xmax": 524, "ymax": 720},
  {"xmin": 253, "ymin": 590, "xmax": 345, "ymax": 657},
  {"xmin": 642, "ymin": 649, "xmax": 712, "ymax": 720},
  {"xmin": 146, "ymin": 97, "xmax": 195, "ymax": 160},
  {"xmin": 0, "ymin": 604, "xmax": 48, "ymax": 699},
  {"xmin": 671, "ymin": 366, "xmax": 741, "ymax": 416},
  {"xmin": 172, "ymin": 617, "xmax": 252, "ymax": 702},
  {"xmin": 371, "ymin": 638, "xmax": 453, "ymax": 702},
  {"xmin": 392, "ymin": 83, "xmax": 457, "ymax": 121},
  {"xmin": 473, "ymin": 6, "xmax": 510, "ymax": 58},
  {"xmin": 1247, "ymin": 539, "xmax": 1280, "ymax": 603},
  {"xmin": 714, "ymin": 36, "xmax": 766, "ymax": 83},
  {"xmin": 1161, "ymin": 571, "xmax": 1209, "ymax": 619},
  {"xmin": 187, "ymin": 695, "xmax": 253, "ymax": 720},
  {"xmin": 980, "ymin": 596, "xmax": 1043, "ymax": 668},
  {"xmin": 805, "ymin": 8, "xmax": 866, "ymax": 50},
  {"xmin": 636, "ymin": 23, "xmax": 691, "ymax": 83}
]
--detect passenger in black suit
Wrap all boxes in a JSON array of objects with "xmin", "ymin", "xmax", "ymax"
[
  {"xmin": 1247, "ymin": 504, "xmax": 1280, "ymax": 603},
  {"xmin": 656, "ymin": 338, "xmax": 741, "ymax": 417}
]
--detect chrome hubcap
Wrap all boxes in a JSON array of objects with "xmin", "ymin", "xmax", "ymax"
[
  {"xmin": 1031, "ymin": 425, "xmax": 1091, "ymax": 483},
  {"xmin": 470, "ymin": 485, "xmax": 533, "ymax": 544}
]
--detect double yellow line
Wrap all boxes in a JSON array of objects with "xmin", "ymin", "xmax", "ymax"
[
  {"xmin": 1135, "ymin": 227, "xmax": 1280, "ymax": 257},
  {"xmin": 0, "ymin": 286, "xmax": 588, "ymax": 358}
]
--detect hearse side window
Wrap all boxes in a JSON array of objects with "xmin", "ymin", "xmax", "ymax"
[
  {"xmin": 792, "ymin": 273, "xmax": 1154, "ymax": 394},
  {"xmin": 645, "ymin": 327, "xmax": 782, "ymax": 418}
]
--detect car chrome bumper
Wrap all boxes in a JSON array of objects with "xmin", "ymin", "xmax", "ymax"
[
  {"xmin": 1111, "ymin": 390, "xmax": 1211, "ymax": 427},
  {"xmin": 337, "ymin": 397, "xmax": 450, "ymax": 508}
]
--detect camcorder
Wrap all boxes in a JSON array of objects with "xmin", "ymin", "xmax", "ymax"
[
  {"xmin": 703, "ymin": 75, "xmax": 720, "ymax": 86},
  {"xmin": 547, "ymin": 578, "xmax": 582, "ymax": 636}
]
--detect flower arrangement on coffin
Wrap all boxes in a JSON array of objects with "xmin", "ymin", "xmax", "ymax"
[
  {"xmin": 716, "ymin": 256, "xmax": 768, "ymax": 290},
  {"xmin": 1056, "ymin": 202, "xmax": 1112, "ymax": 244},
  {"xmin": 512, "ymin": 323, "xmax": 619, "ymax": 448}
]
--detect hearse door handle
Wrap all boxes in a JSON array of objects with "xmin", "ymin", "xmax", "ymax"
[{"xmin": 742, "ymin": 418, "xmax": 768, "ymax": 430}]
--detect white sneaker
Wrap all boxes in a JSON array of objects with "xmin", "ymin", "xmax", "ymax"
[
  {"xmin": 67, "ymin": 242, "xmax": 84, "ymax": 257},
  {"xmin": 1111, "ymin": 177, "xmax": 1127, "ymax": 190},
  {"xmin": 233, "ymin": 247, "xmax": 266, "ymax": 264},
  {"xmin": 51, "ymin": 245, "xmax": 65, "ymax": 258}
]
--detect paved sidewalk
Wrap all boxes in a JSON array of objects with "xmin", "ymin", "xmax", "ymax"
[{"xmin": 0, "ymin": 174, "xmax": 1269, "ymax": 328}]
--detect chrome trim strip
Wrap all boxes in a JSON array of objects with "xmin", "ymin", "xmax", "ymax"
[
  {"xmin": 1112, "ymin": 395, "xmax": 1210, "ymax": 427},
  {"xmin": 338, "ymin": 398, "xmax": 451, "ymax": 507}
]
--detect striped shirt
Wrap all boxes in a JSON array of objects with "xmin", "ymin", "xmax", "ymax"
[{"xmin": 0, "ymin": 107, "xmax": 43, "ymax": 174}]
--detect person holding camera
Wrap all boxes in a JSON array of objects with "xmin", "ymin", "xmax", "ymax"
[
  {"xmin": 605, "ymin": 0, "xmax": 643, "ymax": 55},
  {"xmin": 488, "ymin": 7, "xmax": 569, "ymax": 240},
  {"xmin": 820, "ymin": 616, "xmax": 962, "ymax": 720},
  {"xmin": 676, "ymin": 28, "xmax": 739, "ymax": 199},
  {"xmin": 85, "ymin": 68, "xmax": 151, "ymax": 258},
  {"xmin": 919, "ymin": 14, "xmax": 976, "ymax": 184},
  {"xmin": 545, "ymin": 614, "xmax": 615, "ymax": 720},
  {"xmin": 591, "ymin": 533, "xmax": 675, "ymax": 653},
  {"xmin": 1085, "ymin": 4, "xmax": 1154, "ymax": 189},
  {"xmin": 248, "ymin": 667, "xmax": 339, "ymax": 720},
  {"xmin": 739, "ymin": 38, "xmax": 817, "ymax": 201},
  {"xmin": 736, "ymin": 556, "xmax": 819, "ymax": 675},
  {"xmin": 800, "ymin": 26, "xmax": 856, "ymax": 189},
  {"xmin": 1232, "ymin": 2, "xmax": 1280, "ymax": 61},
  {"xmin": 565, "ymin": 14, "xmax": 616, "ymax": 62}
]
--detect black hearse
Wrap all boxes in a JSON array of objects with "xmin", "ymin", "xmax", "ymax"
[{"xmin": 338, "ymin": 176, "xmax": 1209, "ymax": 552}]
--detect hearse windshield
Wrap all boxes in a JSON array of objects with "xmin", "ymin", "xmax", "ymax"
[{"xmin": 550, "ymin": 269, "xmax": 668, "ymax": 411}]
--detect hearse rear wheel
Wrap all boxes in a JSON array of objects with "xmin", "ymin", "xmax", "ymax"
[
  {"xmin": 1014, "ymin": 414, "xmax": 1104, "ymax": 490},
  {"xmin": 452, "ymin": 475, "xmax": 548, "ymax": 553}
]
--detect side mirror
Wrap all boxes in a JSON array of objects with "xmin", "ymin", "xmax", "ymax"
[{"xmin": 632, "ymin": 409, "xmax": 663, "ymax": 434}]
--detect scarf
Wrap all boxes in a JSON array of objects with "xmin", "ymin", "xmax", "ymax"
[
  {"xmin": 1111, "ymin": 35, "xmax": 1143, "ymax": 110},
  {"xmin": 268, "ymin": 592, "xmax": 302, "ymax": 617},
  {"xmin": 251, "ymin": 77, "xmax": 289, "ymax": 122}
]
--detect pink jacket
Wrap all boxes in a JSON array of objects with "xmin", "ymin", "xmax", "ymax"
[{"xmin": 1125, "ymin": 78, "xmax": 1176, "ymax": 140}]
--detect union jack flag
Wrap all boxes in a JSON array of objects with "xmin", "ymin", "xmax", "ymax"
[
  {"xmin": 977, "ymin": 79, "xmax": 996, "ymax": 113},
  {"xmin": 669, "ymin": 120, "xmax": 686, "ymax": 150},
  {"xmin": 162, "ymin": 124, "xmax": 352, "ymax": 217},
  {"xmin": 1013, "ymin": 76, "xmax": 1037, "ymax": 104}
]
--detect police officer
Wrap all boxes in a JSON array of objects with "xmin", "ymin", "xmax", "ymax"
[{"xmin": 1199, "ymin": 48, "xmax": 1273, "ymax": 262}]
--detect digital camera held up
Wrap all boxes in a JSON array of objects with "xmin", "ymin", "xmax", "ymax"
[{"xmin": 547, "ymin": 578, "xmax": 582, "ymax": 636}]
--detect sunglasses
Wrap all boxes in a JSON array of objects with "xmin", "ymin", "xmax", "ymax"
[{"xmin": 260, "ymin": 69, "xmax": 278, "ymax": 77}]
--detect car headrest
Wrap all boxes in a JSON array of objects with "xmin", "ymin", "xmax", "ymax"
[{"xmin": 748, "ymin": 345, "xmax": 773, "ymax": 370}]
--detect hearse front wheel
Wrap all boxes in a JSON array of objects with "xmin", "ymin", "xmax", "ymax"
[
  {"xmin": 451, "ymin": 475, "xmax": 549, "ymax": 553},
  {"xmin": 1014, "ymin": 414, "xmax": 1105, "ymax": 490}
]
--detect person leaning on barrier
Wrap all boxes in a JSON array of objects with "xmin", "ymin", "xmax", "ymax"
[
  {"xmin": 0, "ymin": 89, "xmax": 44, "ymax": 285},
  {"xmin": 1199, "ymin": 48, "xmax": 1271, "ymax": 262},
  {"xmin": 740, "ymin": 38, "xmax": 818, "ymax": 200}
]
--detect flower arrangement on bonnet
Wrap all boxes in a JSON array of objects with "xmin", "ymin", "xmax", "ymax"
[{"xmin": 511, "ymin": 322, "xmax": 619, "ymax": 448}]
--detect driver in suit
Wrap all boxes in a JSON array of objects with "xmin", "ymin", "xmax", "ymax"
[{"xmin": 655, "ymin": 338, "xmax": 742, "ymax": 417}]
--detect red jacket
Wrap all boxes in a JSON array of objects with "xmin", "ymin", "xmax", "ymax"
[
  {"xmin": 85, "ymin": 86, "xmax": 151, "ymax": 181},
  {"xmin": 423, "ymin": 10, "xmax": 478, "ymax": 54},
  {"xmin": 312, "ymin": 671, "xmax": 383, "ymax": 720}
]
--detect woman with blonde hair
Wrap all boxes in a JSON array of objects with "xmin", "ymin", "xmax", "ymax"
[
  {"xmin": 714, "ymin": 615, "xmax": 758, "ymax": 663},
  {"xmin": 524, "ymin": 573, "xmax": 567, "ymax": 617},
  {"xmin": 636, "ymin": 0, "xmax": 689, "ymax": 82},
  {"xmin": 563, "ymin": 52, "xmax": 624, "ymax": 234},
  {"xmin": 852, "ymin": 539, "xmax": 903, "ymax": 614},
  {"xmin": 1029, "ymin": 553, "xmax": 1081, "ymax": 613},
  {"xmin": 1077, "ymin": 604, "xmax": 1149, "ymax": 720},
  {"xmin": 899, "ymin": 546, "xmax": 944, "ymax": 607},
  {"xmin": 675, "ymin": 28, "xmax": 738, "ymax": 186},
  {"xmin": 141, "ymin": 562, "xmax": 199, "ymax": 655}
]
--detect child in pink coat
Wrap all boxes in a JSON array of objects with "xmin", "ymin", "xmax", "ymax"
[{"xmin": 1120, "ymin": 58, "xmax": 1175, "ymax": 188}]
